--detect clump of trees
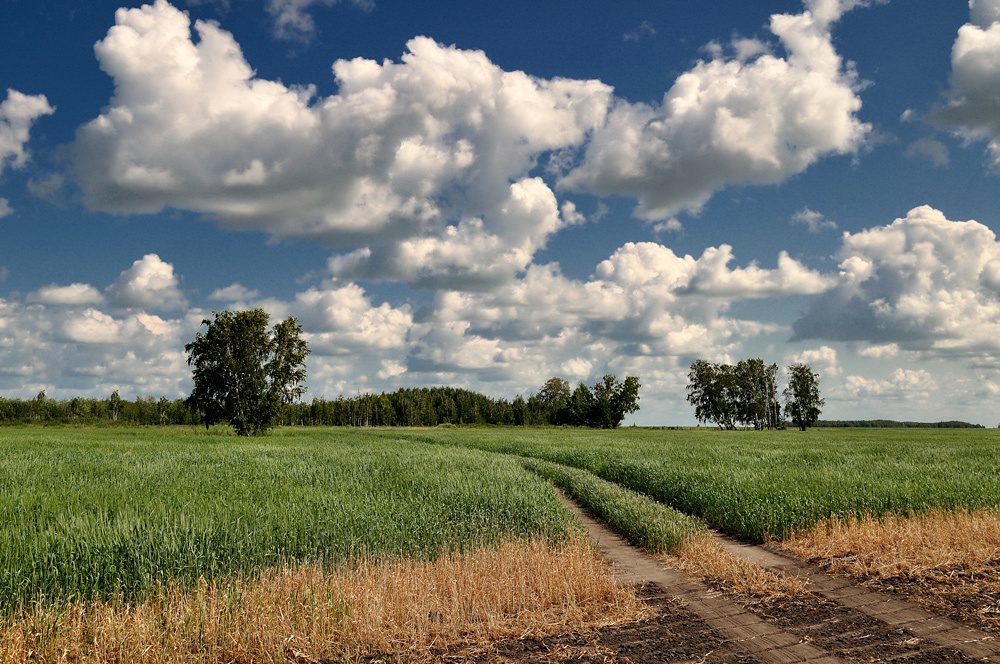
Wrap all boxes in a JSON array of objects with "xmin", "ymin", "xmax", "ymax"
[
  {"xmin": 185, "ymin": 309, "xmax": 310, "ymax": 436},
  {"xmin": 0, "ymin": 375, "xmax": 641, "ymax": 430},
  {"xmin": 526, "ymin": 375, "xmax": 641, "ymax": 428},
  {"xmin": 278, "ymin": 375, "xmax": 641, "ymax": 429},
  {"xmin": 686, "ymin": 359, "xmax": 823, "ymax": 430}
]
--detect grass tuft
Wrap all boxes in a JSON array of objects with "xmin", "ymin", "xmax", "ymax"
[
  {"xmin": 664, "ymin": 534, "xmax": 809, "ymax": 600},
  {"xmin": 521, "ymin": 457, "xmax": 704, "ymax": 554}
]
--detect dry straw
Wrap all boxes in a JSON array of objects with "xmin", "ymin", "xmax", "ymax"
[
  {"xmin": 783, "ymin": 508, "xmax": 1000, "ymax": 578},
  {"xmin": 663, "ymin": 533, "xmax": 809, "ymax": 600},
  {"xmin": 0, "ymin": 538, "xmax": 648, "ymax": 664},
  {"xmin": 782, "ymin": 508, "xmax": 1000, "ymax": 631}
]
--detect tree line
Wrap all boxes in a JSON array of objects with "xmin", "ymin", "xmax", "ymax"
[
  {"xmin": 815, "ymin": 419, "xmax": 984, "ymax": 428},
  {"xmin": 0, "ymin": 379, "xmax": 639, "ymax": 429},
  {"xmin": 0, "ymin": 390, "xmax": 202, "ymax": 426},
  {"xmin": 686, "ymin": 359, "xmax": 824, "ymax": 430},
  {"xmin": 273, "ymin": 376, "xmax": 637, "ymax": 428}
]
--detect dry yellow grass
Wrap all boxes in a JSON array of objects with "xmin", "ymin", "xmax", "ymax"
[
  {"xmin": 661, "ymin": 533, "xmax": 809, "ymax": 600},
  {"xmin": 782, "ymin": 508, "xmax": 1000, "ymax": 579},
  {"xmin": 781, "ymin": 508, "xmax": 1000, "ymax": 632},
  {"xmin": 0, "ymin": 537, "xmax": 648, "ymax": 664}
]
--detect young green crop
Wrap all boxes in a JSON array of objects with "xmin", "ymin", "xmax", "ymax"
[
  {"xmin": 521, "ymin": 457, "xmax": 703, "ymax": 553},
  {"xmin": 0, "ymin": 427, "xmax": 577, "ymax": 608},
  {"xmin": 412, "ymin": 427, "xmax": 1000, "ymax": 540}
]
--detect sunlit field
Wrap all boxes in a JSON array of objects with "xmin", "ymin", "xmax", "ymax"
[
  {"xmin": 411, "ymin": 426, "xmax": 1000, "ymax": 539},
  {"xmin": 3, "ymin": 425, "xmax": 1000, "ymax": 661},
  {"xmin": 0, "ymin": 427, "xmax": 578, "ymax": 607}
]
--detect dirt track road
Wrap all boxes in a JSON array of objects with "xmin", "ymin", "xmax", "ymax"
[{"xmin": 464, "ymin": 496, "xmax": 1000, "ymax": 664}]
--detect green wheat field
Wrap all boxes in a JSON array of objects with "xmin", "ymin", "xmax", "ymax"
[{"xmin": 1, "ymin": 425, "xmax": 998, "ymax": 608}]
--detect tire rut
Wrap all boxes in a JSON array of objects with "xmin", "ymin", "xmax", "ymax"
[
  {"xmin": 559, "ymin": 490, "xmax": 999, "ymax": 663},
  {"xmin": 710, "ymin": 531, "xmax": 1000, "ymax": 662},
  {"xmin": 558, "ymin": 493, "xmax": 843, "ymax": 663}
]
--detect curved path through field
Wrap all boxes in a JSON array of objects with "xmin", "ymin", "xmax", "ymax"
[
  {"xmin": 559, "ymin": 492, "xmax": 1000, "ymax": 663},
  {"xmin": 715, "ymin": 533, "xmax": 1000, "ymax": 661}
]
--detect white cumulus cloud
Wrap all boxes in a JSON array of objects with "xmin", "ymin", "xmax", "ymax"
[
  {"xmin": 72, "ymin": 1, "xmax": 876, "ymax": 291},
  {"xmin": 74, "ymin": 0, "xmax": 611, "ymax": 289},
  {"xmin": 793, "ymin": 205, "xmax": 1000, "ymax": 360},
  {"xmin": 29, "ymin": 283, "xmax": 105, "ymax": 306},
  {"xmin": 558, "ymin": 0, "xmax": 870, "ymax": 220},
  {"xmin": 106, "ymin": 254, "xmax": 187, "ymax": 310},
  {"xmin": 0, "ymin": 88, "xmax": 54, "ymax": 176},
  {"xmin": 931, "ymin": 0, "xmax": 1000, "ymax": 167},
  {"xmin": 208, "ymin": 283, "xmax": 261, "ymax": 302}
]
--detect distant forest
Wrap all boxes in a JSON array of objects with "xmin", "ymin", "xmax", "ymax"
[
  {"xmin": 0, "ymin": 390, "xmax": 986, "ymax": 429},
  {"xmin": 814, "ymin": 420, "xmax": 985, "ymax": 428},
  {"xmin": 0, "ymin": 381, "xmax": 631, "ymax": 429}
]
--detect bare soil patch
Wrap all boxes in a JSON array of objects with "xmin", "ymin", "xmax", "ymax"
[
  {"xmin": 479, "ymin": 495, "xmax": 1000, "ymax": 664},
  {"xmin": 438, "ymin": 584, "xmax": 762, "ymax": 664},
  {"xmin": 446, "ymin": 564, "xmax": 986, "ymax": 664},
  {"xmin": 782, "ymin": 509, "xmax": 1000, "ymax": 638}
]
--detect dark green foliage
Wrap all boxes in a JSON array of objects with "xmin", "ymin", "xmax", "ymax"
[
  {"xmin": 686, "ymin": 359, "xmax": 736, "ymax": 429},
  {"xmin": 783, "ymin": 363, "xmax": 824, "ymax": 431},
  {"xmin": 0, "ymin": 393, "xmax": 202, "ymax": 426},
  {"xmin": 686, "ymin": 358, "xmax": 783, "ymax": 430},
  {"xmin": 557, "ymin": 377, "xmax": 640, "ymax": 429},
  {"xmin": 185, "ymin": 309, "xmax": 310, "ymax": 436},
  {"xmin": 815, "ymin": 420, "xmax": 984, "ymax": 428},
  {"xmin": 0, "ymin": 374, "xmax": 639, "ymax": 430},
  {"xmin": 276, "ymin": 375, "xmax": 640, "ymax": 429}
]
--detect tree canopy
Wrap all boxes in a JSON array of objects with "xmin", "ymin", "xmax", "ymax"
[
  {"xmin": 686, "ymin": 358, "xmax": 818, "ymax": 430},
  {"xmin": 185, "ymin": 309, "xmax": 310, "ymax": 436},
  {"xmin": 783, "ymin": 363, "xmax": 825, "ymax": 431}
]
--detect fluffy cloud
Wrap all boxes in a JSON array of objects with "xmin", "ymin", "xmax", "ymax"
[
  {"xmin": 857, "ymin": 343, "xmax": 900, "ymax": 359},
  {"xmin": 73, "ymin": 1, "xmax": 874, "ymax": 290},
  {"xmin": 0, "ymin": 299, "xmax": 191, "ymax": 398},
  {"xmin": 558, "ymin": 0, "xmax": 870, "ymax": 220},
  {"xmin": 0, "ymin": 257, "xmax": 408, "ymax": 400},
  {"xmin": 0, "ymin": 198, "xmax": 12, "ymax": 218},
  {"xmin": 841, "ymin": 368, "xmax": 937, "ymax": 400},
  {"xmin": 595, "ymin": 242, "xmax": 832, "ymax": 299},
  {"xmin": 0, "ymin": 88, "xmax": 54, "ymax": 175},
  {"xmin": 266, "ymin": 283, "xmax": 413, "ymax": 356},
  {"xmin": 208, "ymin": 283, "xmax": 260, "ymax": 302},
  {"xmin": 791, "ymin": 207, "xmax": 838, "ymax": 232},
  {"xmin": 106, "ymin": 254, "xmax": 187, "ymax": 310},
  {"xmin": 29, "ymin": 283, "xmax": 105, "ymax": 306},
  {"xmin": 792, "ymin": 205, "xmax": 1000, "ymax": 359},
  {"xmin": 327, "ymin": 177, "xmax": 572, "ymax": 289},
  {"xmin": 405, "ymin": 242, "xmax": 827, "ymax": 387},
  {"xmin": 786, "ymin": 345, "xmax": 840, "ymax": 376},
  {"xmin": 74, "ymin": 0, "xmax": 611, "ymax": 289},
  {"xmin": 932, "ymin": 0, "xmax": 1000, "ymax": 166},
  {"xmin": 267, "ymin": 0, "xmax": 372, "ymax": 42}
]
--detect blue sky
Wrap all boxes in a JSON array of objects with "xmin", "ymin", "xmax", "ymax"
[{"xmin": 3, "ymin": 0, "xmax": 1000, "ymax": 425}]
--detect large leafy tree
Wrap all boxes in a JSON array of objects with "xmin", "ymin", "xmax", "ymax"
[
  {"xmin": 537, "ymin": 377, "xmax": 572, "ymax": 424},
  {"xmin": 566, "ymin": 375, "xmax": 641, "ymax": 428},
  {"xmin": 686, "ymin": 360, "xmax": 737, "ymax": 430},
  {"xmin": 686, "ymin": 359, "xmax": 780, "ymax": 430},
  {"xmin": 185, "ymin": 309, "xmax": 310, "ymax": 436},
  {"xmin": 783, "ymin": 363, "xmax": 824, "ymax": 431}
]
